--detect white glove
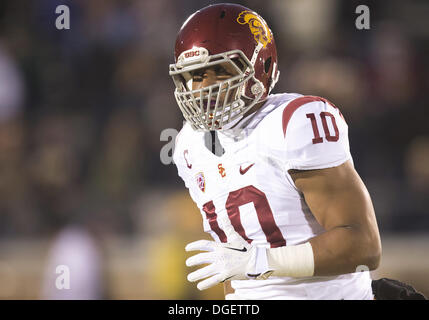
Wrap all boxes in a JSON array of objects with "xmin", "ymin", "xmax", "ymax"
[{"xmin": 185, "ymin": 221, "xmax": 273, "ymax": 290}]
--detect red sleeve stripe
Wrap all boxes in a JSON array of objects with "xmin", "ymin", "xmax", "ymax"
[{"xmin": 282, "ymin": 95, "xmax": 344, "ymax": 138}]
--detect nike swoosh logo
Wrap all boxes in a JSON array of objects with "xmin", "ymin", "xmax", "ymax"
[
  {"xmin": 246, "ymin": 273, "xmax": 261, "ymax": 278},
  {"xmin": 225, "ymin": 246, "xmax": 247, "ymax": 252},
  {"xmin": 239, "ymin": 163, "xmax": 254, "ymax": 175}
]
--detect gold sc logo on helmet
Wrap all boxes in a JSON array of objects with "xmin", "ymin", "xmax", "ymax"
[{"xmin": 237, "ymin": 10, "xmax": 273, "ymax": 48}]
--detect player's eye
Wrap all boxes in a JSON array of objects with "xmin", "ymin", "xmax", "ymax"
[
  {"xmin": 214, "ymin": 65, "xmax": 227, "ymax": 74},
  {"xmin": 191, "ymin": 65, "xmax": 234, "ymax": 84},
  {"xmin": 192, "ymin": 70, "xmax": 207, "ymax": 82},
  {"xmin": 214, "ymin": 66, "xmax": 233, "ymax": 79}
]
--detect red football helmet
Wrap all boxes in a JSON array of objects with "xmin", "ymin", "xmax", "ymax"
[{"xmin": 169, "ymin": 3, "xmax": 279, "ymax": 130}]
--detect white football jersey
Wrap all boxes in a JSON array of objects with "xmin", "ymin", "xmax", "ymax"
[{"xmin": 173, "ymin": 93, "xmax": 373, "ymax": 300}]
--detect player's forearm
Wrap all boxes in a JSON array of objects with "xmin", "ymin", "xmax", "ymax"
[
  {"xmin": 308, "ymin": 224, "xmax": 381, "ymax": 276},
  {"xmin": 266, "ymin": 225, "xmax": 380, "ymax": 278},
  {"xmin": 287, "ymin": 162, "xmax": 382, "ymax": 277}
]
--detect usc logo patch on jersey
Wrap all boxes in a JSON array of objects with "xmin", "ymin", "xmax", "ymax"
[{"xmin": 218, "ymin": 164, "xmax": 226, "ymax": 178}]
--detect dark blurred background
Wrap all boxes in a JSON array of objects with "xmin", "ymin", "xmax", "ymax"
[{"xmin": 0, "ymin": 0, "xmax": 428, "ymax": 299}]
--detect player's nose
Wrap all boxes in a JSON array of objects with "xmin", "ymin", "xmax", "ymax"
[{"xmin": 201, "ymin": 70, "xmax": 217, "ymax": 87}]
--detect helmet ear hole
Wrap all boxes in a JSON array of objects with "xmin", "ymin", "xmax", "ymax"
[{"xmin": 264, "ymin": 57, "xmax": 272, "ymax": 74}]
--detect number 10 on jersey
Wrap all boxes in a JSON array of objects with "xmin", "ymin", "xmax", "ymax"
[
  {"xmin": 306, "ymin": 112, "xmax": 339, "ymax": 144},
  {"xmin": 202, "ymin": 185, "xmax": 286, "ymax": 248}
]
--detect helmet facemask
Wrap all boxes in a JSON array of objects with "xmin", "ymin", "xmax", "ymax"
[{"xmin": 169, "ymin": 49, "xmax": 264, "ymax": 131}]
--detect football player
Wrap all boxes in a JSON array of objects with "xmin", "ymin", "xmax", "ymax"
[{"xmin": 169, "ymin": 3, "xmax": 382, "ymax": 299}]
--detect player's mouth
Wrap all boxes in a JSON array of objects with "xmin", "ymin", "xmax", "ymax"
[{"xmin": 202, "ymin": 99, "xmax": 221, "ymax": 111}]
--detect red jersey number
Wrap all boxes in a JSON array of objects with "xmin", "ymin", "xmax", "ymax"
[
  {"xmin": 306, "ymin": 112, "xmax": 339, "ymax": 144},
  {"xmin": 202, "ymin": 185, "xmax": 286, "ymax": 248}
]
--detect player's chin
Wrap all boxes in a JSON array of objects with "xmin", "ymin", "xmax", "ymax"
[
  {"xmin": 207, "ymin": 120, "xmax": 221, "ymax": 129},
  {"xmin": 205, "ymin": 109, "xmax": 221, "ymax": 129},
  {"xmin": 205, "ymin": 105, "xmax": 227, "ymax": 129}
]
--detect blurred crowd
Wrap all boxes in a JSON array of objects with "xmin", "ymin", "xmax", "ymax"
[{"xmin": 0, "ymin": 0, "xmax": 428, "ymax": 298}]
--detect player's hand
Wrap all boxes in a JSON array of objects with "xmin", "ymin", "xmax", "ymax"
[
  {"xmin": 185, "ymin": 238, "xmax": 273, "ymax": 290},
  {"xmin": 185, "ymin": 217, "xmax": 273, "ymax": 291},
  {"xmin": 185, "ymin": 239, "xmax": 250, "ymax": 290}
]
